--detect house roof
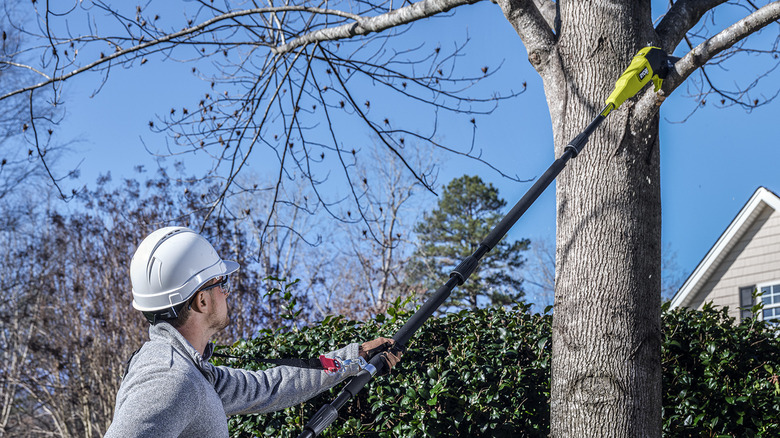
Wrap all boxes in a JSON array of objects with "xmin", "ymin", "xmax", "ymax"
[{"xmin": 670, "ymin": 186, "xmax": 780, "ymax": 309}]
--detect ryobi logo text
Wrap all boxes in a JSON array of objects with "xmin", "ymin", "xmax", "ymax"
[{"xmin": 638, "ymin": 67, "xmax": 649, "ymax": 80}]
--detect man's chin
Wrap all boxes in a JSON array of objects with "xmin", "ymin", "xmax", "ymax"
[{"xmin": 210, "ymin": 314, "xmax": 231, "ymax": 332}]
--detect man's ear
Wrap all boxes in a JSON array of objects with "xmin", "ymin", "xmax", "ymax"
[{"xmin": 190, "ymin": 291, "xmax": 209, "ymax": 312}]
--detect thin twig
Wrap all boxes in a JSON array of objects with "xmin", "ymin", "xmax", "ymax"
[{"xmin": 28, "ymin": 90, "xmax": 69, "ymax": 200}]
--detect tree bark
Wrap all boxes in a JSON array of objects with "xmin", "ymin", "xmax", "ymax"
[{"xmin": 547, "ymin": 2, "xmax": 662, "ymax": 437}]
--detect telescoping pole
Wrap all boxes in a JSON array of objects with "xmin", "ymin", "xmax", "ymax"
[
  {"xmin": 296, "ymin": 110, "xmax": 605, "ymax": 438},
  {"xmin": 296, "ymin": 46, "xmax": 672, "ymax": 438}
]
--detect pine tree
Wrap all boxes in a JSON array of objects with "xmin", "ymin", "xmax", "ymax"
[{"xmin": 408, "ymin": 175, "xmax": 529, "ymax": 310}]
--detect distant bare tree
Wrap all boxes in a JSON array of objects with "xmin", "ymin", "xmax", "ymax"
[
  {"xmin": 0, "ymin": 200, "xmax": 52, "ymax": 436},
  {"xmin": 0, "ymin": 192, "xmax": 138, "ymax": 438},
  {"xmin": 524, "ymin": 236, "xmax": 556, "ymax": 311},
  {"xmin": 313, "ymin": 145, "xmax": 436, "ymax": 318},
  {"xmin": 231, "ymin": 145, "xmax": 435, "ymax": 321},
  {"xmin": 661, "ymin": 243, "xmax": 689, "ymax": 302}
]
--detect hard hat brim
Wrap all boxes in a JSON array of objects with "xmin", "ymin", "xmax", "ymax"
[{"xmin": 223, "ymin": 260, "xmax": 240, "ymax": 276}]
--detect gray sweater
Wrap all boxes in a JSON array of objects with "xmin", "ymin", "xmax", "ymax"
[{"xmin": 105, "ymin": 322, "xmax": 360, "ymax": 437}]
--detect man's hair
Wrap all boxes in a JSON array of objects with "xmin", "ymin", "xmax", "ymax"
[
  {"xmin": 168, "ymin": 301, "xmax": 193, "ymax": 328},
  {"xmin": 142, "ymin": 294, "xmax": 195, "ymax": 327}
]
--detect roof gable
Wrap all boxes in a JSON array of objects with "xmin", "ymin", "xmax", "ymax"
[{"xmin": 670, "ymin": 187, "xmax": 780, "ymax": 309}]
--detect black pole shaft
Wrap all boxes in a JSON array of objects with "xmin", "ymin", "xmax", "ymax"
[
  {"xmin": 478, "ymin": 110, "xmax": 607, "ymax": 251},
  {"xmin": 480, "ymin": 149, "xmax": 572, "ymax": 251},
  {"xmin": 296, "ymin": 109, "xmax": 610, "ymax": 438},
  {"xmin": 396, "ymin": 149, "xmax": 576, "ymax": 345}
]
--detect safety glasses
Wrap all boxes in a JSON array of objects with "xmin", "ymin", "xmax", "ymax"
[
  {"xmin": 187, "ymin": 276, "xmax": 231, "ymax": 310},
  {"xmin": 201, "ymin": 276, "xmax": 230, "ymax": 296}
]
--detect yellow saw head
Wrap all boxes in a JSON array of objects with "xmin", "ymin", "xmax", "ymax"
[{"xmin": 603, "ymin": 46, "xmax": 673, "ymax": 116}]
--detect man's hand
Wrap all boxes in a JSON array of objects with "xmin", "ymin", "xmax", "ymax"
[{"xmin": 360, "ymin": 337, "xmax": 403, "ymax": 375}]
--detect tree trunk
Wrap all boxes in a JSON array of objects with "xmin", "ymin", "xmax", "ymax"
[{"xmin": 544, "ymin": 2, "xmax": 663, "ymax": 436}]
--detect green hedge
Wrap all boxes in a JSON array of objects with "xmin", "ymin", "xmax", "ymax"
[
  {"xmin": 216, "ymin": 301, "xmax": 780, "ymax": 437},
  {"xmin": 662, "ymin": 302, "xmax": 780, "ymax": 437}
]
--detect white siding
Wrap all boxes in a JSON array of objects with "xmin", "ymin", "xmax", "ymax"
[{"xmin": 689, "ymin": 206, "xmax": 780, "ymax": 320}]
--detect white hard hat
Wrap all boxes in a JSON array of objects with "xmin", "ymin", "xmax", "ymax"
[{"xmin": 130, "ymin": 227, "xmax": 239, "ymax": 313}]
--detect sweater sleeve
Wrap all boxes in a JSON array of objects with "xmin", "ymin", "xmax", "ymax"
[
  {"xmin": 213, "ymin": 343, "xmax": 361, "ymax": 416},
  {"xmin": 105, "ymin": 368, "xmax": 201, "ymax": 437}
]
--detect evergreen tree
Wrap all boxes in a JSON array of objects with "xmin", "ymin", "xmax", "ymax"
[{"xmin": 408, "ymin": 175, "xmax": 529, "ymax": 310}]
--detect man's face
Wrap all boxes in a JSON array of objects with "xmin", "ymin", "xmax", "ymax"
[{"xmin": 202, "ymin": 276, "xmax": 231, "ymax": 332}]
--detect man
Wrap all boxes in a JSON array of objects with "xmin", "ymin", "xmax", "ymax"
[{"xmin": 105, "ymin": 226, "xmax": 401, "ymax": 437}]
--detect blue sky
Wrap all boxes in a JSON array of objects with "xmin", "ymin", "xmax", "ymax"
[{"xmin": 49, "ymin": 1, "xmax": 779, "ymax": 289}]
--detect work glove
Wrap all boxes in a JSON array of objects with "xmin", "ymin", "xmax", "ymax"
[{"xmin": 360, "ymin": 337, "xmax": 403, "ymax": 376}]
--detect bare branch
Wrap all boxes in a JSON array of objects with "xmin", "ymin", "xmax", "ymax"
[
  {"xmin": 669, "ymin": 30, "xmax": 779, "ymax": 116},
  {"xmin": 321, "ymin": 47, "xmax": 435, "ymax": 194},
  {"xmin": 27, "ymin": 90, "xmax": 71, "ymax": 201},
  {"xmin": 272, "ymin": 0, "xmax": 485, "ymax": 55},
  {"xmin": 636, "ymin": 0, "xmax": 780, "ymax": 119},
  {"xmin": 0, "ymin": 61, "xmax": 51, "ymax": 79},
  {"xmin": 256, "ymin": 48, "xmax": 316, "ymax": 243},
  {"xmin": 0, "ymin": 5, "xmax": 371, "ymax": 103},
  {"xmin": 656, "ymin": 0, "xmax": 729, "ymax": 52},
  {"xmin": 669, "ymin": 1, "xmax": 780, "ymax": 90}
]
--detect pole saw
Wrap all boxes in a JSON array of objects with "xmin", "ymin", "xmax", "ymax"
[{"xmin": 296, "ymin": 46, "xmax": 675, "ymax": 438}]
